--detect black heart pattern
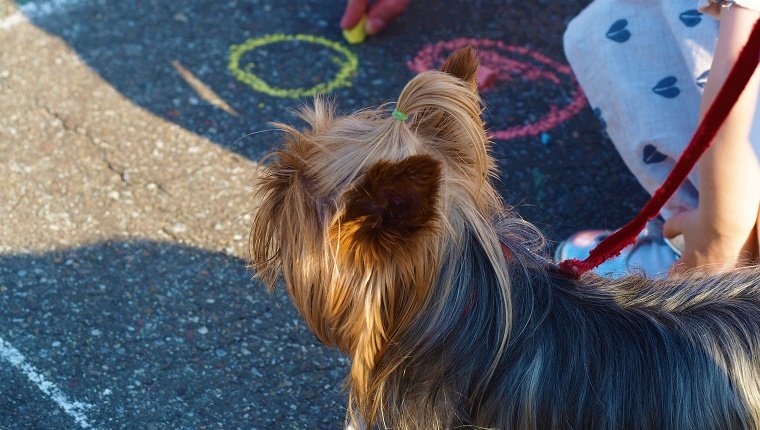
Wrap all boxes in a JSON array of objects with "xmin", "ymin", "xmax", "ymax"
[
  {"xmin": 652, "ymin": 76, "xmax": 680, "ymax": 99},
  {"xmin": 606, "ymin": 19, "xmax": 631, "ymax": 43},
  {"xmin": 643, "ymin": 144, "xmax": 667, "ymax": 164},
  {"xmin": 679, "ymin": 10, "xmax": 702, "ymax": 27}
]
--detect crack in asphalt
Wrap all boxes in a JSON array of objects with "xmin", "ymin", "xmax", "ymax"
[{"xmin": 34, "ymin": 96, "xmax": 128, "ymax": 182}]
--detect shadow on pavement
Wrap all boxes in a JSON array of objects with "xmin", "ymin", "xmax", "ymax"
[
  {"xmin": 16, "ymin": 0, "xmax": 650, "ymax": 239},
  {"xmin": 16, "ymin": 0, "xmax": 409, "ymax": 161},
  {"xmin": 0, "ymin": 240, "xmax": 347, "ymax": 429}
]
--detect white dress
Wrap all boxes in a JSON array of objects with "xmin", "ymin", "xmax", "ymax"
[{"xmin": 564, "ymin": 0, "xmax": 760, "ymax": 218}]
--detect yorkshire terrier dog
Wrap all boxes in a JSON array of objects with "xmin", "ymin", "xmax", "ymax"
[{"xmin": 249, "ymin": 47, "xmax": 760, "ymax": 429}]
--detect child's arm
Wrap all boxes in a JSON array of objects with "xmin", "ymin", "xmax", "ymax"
[{"xmin": 664, "ymin": 5, "xmax": 760, "ymax": 271}]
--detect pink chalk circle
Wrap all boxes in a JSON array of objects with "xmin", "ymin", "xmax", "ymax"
[{"xmin": 407, "ymin": 38, "xmax": 587, "ymax": 141}]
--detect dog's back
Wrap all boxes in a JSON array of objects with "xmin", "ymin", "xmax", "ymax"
[
  {"xmin": 484, "ymin": 266, "xmax": 760, "ymax": 429},
  {"xmin": 352, "ymin": 222, "xmax": 760, "ymax": 429}
]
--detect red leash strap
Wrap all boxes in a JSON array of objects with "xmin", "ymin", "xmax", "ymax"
[{"xmin": 559, "ymin": 19, "xmax": 760, "ymax": 279}]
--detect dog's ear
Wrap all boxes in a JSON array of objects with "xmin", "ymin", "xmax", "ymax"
[
  {"xmin": 406, "ymin": 45, "xmax": 493, "ymax": 200},
  {"xmin": 441, "ymin": 45, "xmax": 479, "ymax": 91},
  {"xmin": 331, "ymin": 154, "xmax": 442, "ymax": 402},
  {"xmin": 338, "ymin": 154, "xmax": 441, "ymax": 255}
]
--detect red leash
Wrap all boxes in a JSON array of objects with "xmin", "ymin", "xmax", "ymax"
[{"xmin": 559, "ymin": 19, "xmax": 760, "ymax": 279}]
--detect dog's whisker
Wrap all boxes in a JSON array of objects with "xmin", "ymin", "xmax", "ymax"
[
  {"xmin": 229, "ymin": 128, "xmax": 282, "ymax": 147},
  {"xmin": 231, "ymin": 209, "xmax": 255, "ymax": 223}
]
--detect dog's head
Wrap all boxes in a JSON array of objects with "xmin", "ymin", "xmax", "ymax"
[{"xmin": 250, "ymin": 47, "xmax": 514, "ymax": 422}]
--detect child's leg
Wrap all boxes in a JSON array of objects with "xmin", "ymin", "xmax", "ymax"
[
  {"xmin": 563, "ymin": 0, "xmax": 717, "ymax": 217},
  {"xmin": 558, "ymin": 0, "xmax": 721, "ymax": 275}
]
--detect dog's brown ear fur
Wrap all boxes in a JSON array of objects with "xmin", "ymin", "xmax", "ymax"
[
  {"xmin": 339, "ymin": 154, "xmax": 441, "ymax": 256},
  {"xmin": 441, "ymin": 45, "xmax": 479, "ymax": 91},
  {"xmin": 331, "ymin": 154, "xmax": 442, "ymax": 415}
]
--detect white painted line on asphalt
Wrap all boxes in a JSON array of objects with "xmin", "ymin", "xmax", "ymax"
[{"xmin": 0, "ymin": 336, "xmax": 98, "ymax": 429}]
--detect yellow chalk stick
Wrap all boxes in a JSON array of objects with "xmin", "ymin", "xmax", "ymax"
[{"xmin": 342, "ymin": 15, "xmax": 367, "ymax": 45}]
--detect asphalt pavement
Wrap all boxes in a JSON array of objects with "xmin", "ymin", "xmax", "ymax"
[{"xmin": 0, "ymin": 0, "xmax": 649, "ymax": 428}]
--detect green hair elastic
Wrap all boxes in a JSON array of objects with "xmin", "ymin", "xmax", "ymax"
[{"xmin": 391, "ymin": 108, "xmax": 409, "ymax": 122}]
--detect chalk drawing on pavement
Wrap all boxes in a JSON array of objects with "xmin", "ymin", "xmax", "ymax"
[
  {"xmin": 408, "ymin": 38, "xmax": 587, "ymax": 141},
  {"xmin": 172, "ymin": 60, "xmax": 240, "ymax": 116},
  {"xmin": 228, "ymin": 34, "xmax": 358, "ymax": 99}
]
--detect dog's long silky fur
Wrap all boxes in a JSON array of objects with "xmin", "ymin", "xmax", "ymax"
[{"xmin": 249, "ymin": 47, "xmax": 760, "ymax": 429}]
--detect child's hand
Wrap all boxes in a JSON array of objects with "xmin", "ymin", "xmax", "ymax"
[
  {"xmin": 341, "ymin": 0, "xmax": 412, "ymax": 35},
  {"xmin": 664, "ymin": 5, "xmax": 760, "ymax": 275},
  {"xmin": 664, "ymin": 207, "xmax": 759, "ymax": 273}
]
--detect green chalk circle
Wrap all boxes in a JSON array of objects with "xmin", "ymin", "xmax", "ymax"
[{"xmin": 228, "ymin": 34, "xmax": 359, "ymax": 99}]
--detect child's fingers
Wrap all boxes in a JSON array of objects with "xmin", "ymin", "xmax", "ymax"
[
  {"xmin": 366, "ymin": 0, "xmax": 411, "ymax": 34},
  {"xmin": 341, "ymin": 0, "xmax": 369, "ymax": 29},
  {"xmin": 662, "ymin": 210, "xmax": 694, "ymax": 239}
]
